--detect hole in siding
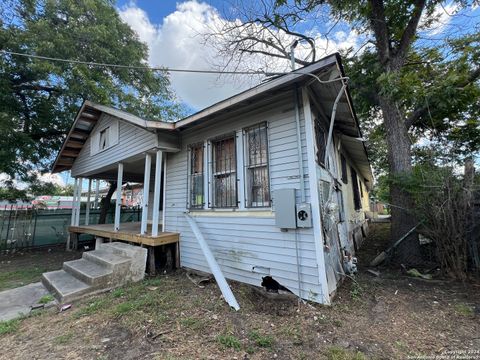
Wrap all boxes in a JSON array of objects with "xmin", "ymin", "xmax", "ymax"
[{"xmin": 261, "ymin": 276, "xmax": 292, "ymax": 294}]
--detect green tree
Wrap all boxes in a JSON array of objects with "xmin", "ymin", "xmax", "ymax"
[
  {"xmin": 0, "ymin": 185, "xmax": 29, "ymax": 202},
  {"xmin": 28, "ymin": 181, "xmax": 73, "ymax": 196},
  {"xmin": 209, "ymin": 0, "xmax": 480, "ymax": 264},
  {"xmin": 0, "ymin": 0, "xmax": 181, "ymax": 180}
]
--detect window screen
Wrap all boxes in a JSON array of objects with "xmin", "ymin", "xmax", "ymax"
[
  {"xmin": 188, "ymin": 143, "xmax": 204, "ymax": 209},
  {"xmin": 212, "ymin": 136, "xmax": 237, "ymax": 208},
  {"xmin": 245, "ymin": 123, "xmax": 270, "ymax": 207}
]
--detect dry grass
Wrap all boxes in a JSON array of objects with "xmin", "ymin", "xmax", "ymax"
[{"xmin": 0, "ymin": 224, "xmax": 479, "ymax": 359}]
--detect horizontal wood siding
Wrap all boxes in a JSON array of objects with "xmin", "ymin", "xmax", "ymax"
[
  {"xmin": 164, "ymin": 94, "xmax": 325, "ymax": 303},
  {"xmin": 71, "ymin": 114, "xmax": 159, "ymax": 177}
]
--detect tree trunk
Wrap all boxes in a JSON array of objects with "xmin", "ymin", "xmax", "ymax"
[
  {"xmin": 98, "ymin": 181, "xmax": 116, "ymax": 224},
  {"xmin": 378, "ymin": 95, "xmax": 423, "ymax": 265}
]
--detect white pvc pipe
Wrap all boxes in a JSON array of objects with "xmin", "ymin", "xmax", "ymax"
[
  {"xmin": 184, "ymin": 214, "xmax": 240, "ymax": 311},
  {"xmin": 324, "ymin": 84, "xmax": 346, "ymax": 167}
]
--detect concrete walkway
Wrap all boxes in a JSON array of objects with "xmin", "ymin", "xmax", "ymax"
[{"xmin": 0, "ymin": 283, "xmax": 53, "ymax": 321}]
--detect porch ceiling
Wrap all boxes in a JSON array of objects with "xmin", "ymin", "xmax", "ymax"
[{"xmin": 77, "ymin": 151, "xmax": 162, "ymax": 183}]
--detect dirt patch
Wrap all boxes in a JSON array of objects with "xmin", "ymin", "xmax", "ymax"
[
  {"xmin": 0, "ymin": 225, "xmax": 479, "ymax": 359},
  {"xmin": 0, "ymin": 247, "xmax": 82, "ymax": 290}
]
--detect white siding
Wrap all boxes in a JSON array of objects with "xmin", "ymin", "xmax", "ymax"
[
  {"xmin": 164, "ymin": 94, "xmax": 326, "ymax": 303},
  {"xmin": 71, "ymin": 114, "xmax": 159, "ymax": 177}
]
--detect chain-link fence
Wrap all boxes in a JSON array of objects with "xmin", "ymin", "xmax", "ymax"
[{"xmin": 0, "ymin": 206, "xmax": 142, "ymax": 252}]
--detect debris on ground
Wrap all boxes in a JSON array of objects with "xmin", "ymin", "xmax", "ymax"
[
  {"xmin": 59, "ymin": 304, "xmax": 71, "ymax": 312},
  {"xmin": 366, "ymin": 269, "xmax": 380, "ymax": 277},
  {"xmin": 406, "ymin": 268, "xmax": 433, "ymax": 280}
]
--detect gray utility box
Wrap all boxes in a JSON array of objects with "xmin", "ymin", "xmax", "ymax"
[
  {"xmin": 274, "ymin": 189, "xmax": 297, "ymax": 229},
  {"xmin": 296, "ymin": 203, "xmax": 312, "ymax": 228}
]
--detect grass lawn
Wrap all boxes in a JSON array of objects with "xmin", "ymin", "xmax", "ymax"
[{"xmin": 0, "ymin": 224, "xmax": 478, "ymax": 359}]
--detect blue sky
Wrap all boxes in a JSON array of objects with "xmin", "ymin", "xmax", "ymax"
[{"xmin": 114, "ymin": 1, "xmax": 479, "ymax": 113}]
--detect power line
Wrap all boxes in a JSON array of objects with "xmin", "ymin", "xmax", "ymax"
[
  {"xmin": 0, "ymin": 49, "xmax": 276, "ymax": 75},
  {"xmin": 0, "ymin": 49, "xmax": 349, "ymax": 84}
]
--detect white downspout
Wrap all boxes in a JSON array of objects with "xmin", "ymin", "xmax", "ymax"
[{"xmin": 184, "ymin": 214, "xmax": 240, "ymax": 311}]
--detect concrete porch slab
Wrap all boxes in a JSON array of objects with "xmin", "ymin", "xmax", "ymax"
[{"xmin": 0, "ymin": 282, "xmax": 53, "ymax": 322}]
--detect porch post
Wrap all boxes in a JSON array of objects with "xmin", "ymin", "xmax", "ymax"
[
  {"xmin": 70, "ymin": 177, "xmax": 78, "ymax": 226},
  {"xmin": 141, "ymin": 153, "xmax": 152, "ymax": 235},
  {"xmin": 162, "ymin": 154, "xmax": 167, "ymax": 231},
  {"xmin": 75, "ymin": 177, "xmax": 82, "ymax": 226},
  {"xmin": 114, "ymin": 163, "xmax": 123, "ymax": 231},
  {"xmin": 152, "ymin": 150, "xmax": 163, "ymax": 236},
  {"xmin": 85, "ymin": 178, "xmax": 92, "ymax": 225}
]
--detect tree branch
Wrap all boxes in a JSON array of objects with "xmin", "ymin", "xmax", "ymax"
[
  {"xmin": 406, "ymin": 66, "xmax": 480, "ymax": 129},
  {"xmin": 238, "ymin": 48, "xmax": 309, "ymax": 65},
  {"xmin": 29, "ymin": 129, "xmax": 67, "ymax": 140},
  {"xmin": 368, "ymin": 0, "xmax": 391, "ymax": 64},
  {"xmin": 395, "ymin": 0, "xmax": 427, "ymax": 66},
  {"xmin": 12, "ymin": 84, "xmax": 61, "ymax": 93}
]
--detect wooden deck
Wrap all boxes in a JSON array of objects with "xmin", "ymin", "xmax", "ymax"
[{"xmin": 69, "ymin": 222, "xmax": 179, "ymax": 247}]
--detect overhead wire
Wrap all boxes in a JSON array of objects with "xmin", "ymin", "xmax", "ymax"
[{"xmin": 0, "ymin": 49, "xmax": 349, "ymax": 83}]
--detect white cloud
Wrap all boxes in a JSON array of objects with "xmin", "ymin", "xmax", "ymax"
[
  {"xmin": 420, "ymin": 2, "xmax": 460, "ymax": 36},
  {"xmin": 119, "ymin": 1, "xmax": 252, "ymax": 110},
  {"xmin": 118, "ymin": 1, "xmax": 364, "ymax": 111},
  {"xmin": 0, "ymin": 172, "xmax": 65, "ymax": 190}
]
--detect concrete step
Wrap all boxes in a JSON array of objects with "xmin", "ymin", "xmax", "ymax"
[
  {"xmin": 63, "ymin": 259, "xmax": 113, "ymax": 287},
  {"xmin": 83, "ymin": 249, "xmax": 131, "ymax": 271},
  {"xmin": 99, "ymin": 242, "xmax": 148, "ymax": 282},
  {"xmin": 41, "ymin": 270, "xmax": 91, "ymax": 303}
]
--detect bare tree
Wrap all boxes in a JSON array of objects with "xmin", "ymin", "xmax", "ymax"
[{"xmin": 203, "ymin": 0, "xmax": 480, "ymax": 265}]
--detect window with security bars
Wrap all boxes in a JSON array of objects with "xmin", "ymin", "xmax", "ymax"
[
  {"xmin": 211, "ymin": 136, "xmax": 237, "ymax": 208},
  {"xmin": 244, "ymin": 123, "xmax": 270, "ymax": 207},
  {"xmin": 188, "ymin": 143, "xmax": 204, "ymax": 209}
]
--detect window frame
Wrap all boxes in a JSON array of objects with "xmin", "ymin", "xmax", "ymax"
[
  {"xmin": 243, "ymin": 122, "xmax": 271, "ymax": 208},
  {"xmin": 210, "ymin": 134, "xmax": 238, "ymax": 209},
  {"xmin": 187, "ymin": 142, "xmax": 205, "ymax": 209}
]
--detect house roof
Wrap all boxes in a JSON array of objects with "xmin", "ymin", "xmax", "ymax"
[
  {"xmin": 52, "ymin": 53, "xmax": 373, "ymax": 184},
  {"xmin": 51, "ymin": 101, "xmax": 175, "ymax": 173}
]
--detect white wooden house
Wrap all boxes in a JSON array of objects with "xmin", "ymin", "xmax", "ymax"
[{"xmin": 52, "ymin": 54, "xmax": 373, "ymax": 304}]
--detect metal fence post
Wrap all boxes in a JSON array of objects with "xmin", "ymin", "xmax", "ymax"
[{"xmin": 32, "ymin": 208, "xmax": 38, "ymax": 247}]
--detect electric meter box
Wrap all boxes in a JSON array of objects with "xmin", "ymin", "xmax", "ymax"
[
  {"xmin": 296, "ymin": 203, "xmax": 312, "ymax": 228},
  {"xmin": 274, "ymin": 189, "xmax": 297, "ymax": 229}
]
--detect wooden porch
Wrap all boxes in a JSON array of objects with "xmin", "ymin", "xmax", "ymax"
[{"xmin": 69, "ymin": 222, "xmax": 180, "ymax": 275}]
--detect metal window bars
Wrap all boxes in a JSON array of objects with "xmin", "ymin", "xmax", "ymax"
[
  {"xmin": 211, "ymin": 136, "xmax": 237, "ymax": 208},
  {"xmin": 244, "ymin": 123, "xmax": 270, "ymax": 208},
  {"xmin": 188, "ymin": 143, "xmax": 204, "ymax": 209}
]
